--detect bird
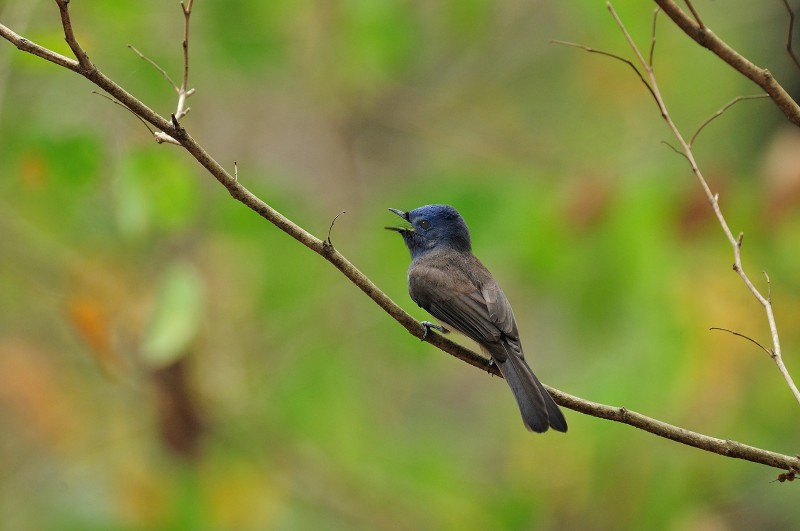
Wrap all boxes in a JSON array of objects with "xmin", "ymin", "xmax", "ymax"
[{"xmin": 386, "ymin": 204, "xmax": 567, "ymax": 433}]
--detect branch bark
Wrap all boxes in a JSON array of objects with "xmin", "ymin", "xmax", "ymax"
[{"xmin": 1, "ymin": 0, "xmax": 799, "ymax": 476}]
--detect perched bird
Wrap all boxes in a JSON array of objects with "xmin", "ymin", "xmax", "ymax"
[{"xmin": 386, "ymin": 204, "xmax": 567, "ymax": 433}]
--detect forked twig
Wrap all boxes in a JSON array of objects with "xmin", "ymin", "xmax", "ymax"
[
  {"xmin": 654, "ymin": 0, "xmax": 800, "ymax": 127},
  {"xmin": 126, "ymin": 0, "xmax": 194, "ymax": 138},
  {"xmin": 559, "ymin": 2, "xmax": 800, "ymax": 408},
  {"xmin": 604, "ymin": 2, "xmax": 800, "ymax": 407}
]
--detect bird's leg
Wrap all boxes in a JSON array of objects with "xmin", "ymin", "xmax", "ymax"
[{"xmin": 420, "ymin": 321, "xmax": 446, "ymax": 341}]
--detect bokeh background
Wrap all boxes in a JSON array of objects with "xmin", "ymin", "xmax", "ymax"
[{"xmin": 2, "ymin": 0, "xmax": 800, "ymax": 529}]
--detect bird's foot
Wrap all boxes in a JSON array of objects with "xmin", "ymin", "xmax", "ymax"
[{"xmin": 420, "ymin": 321, "xmax": 446, "ymax": 341}]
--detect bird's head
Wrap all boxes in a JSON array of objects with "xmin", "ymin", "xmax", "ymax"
[{"xmin": 386, "ymin": 204, "xmax": 472, "ymax": 258}]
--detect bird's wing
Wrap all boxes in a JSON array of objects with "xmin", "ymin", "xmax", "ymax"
[
  {"xmin": 481, "ymin": 282, "xmax": 518, "ymax": 340},
  {"xmin": 409, "ymin": 262, "xmax": 500, "ymax": 343}
]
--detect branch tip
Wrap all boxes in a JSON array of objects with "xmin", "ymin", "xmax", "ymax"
[
  {"xmin": 710, "ymin": 327, "xmax": 773, "ymax": 357},
  {"xmin": 325, "ymin": 211, "xmax": 347, "ymax": 247}
]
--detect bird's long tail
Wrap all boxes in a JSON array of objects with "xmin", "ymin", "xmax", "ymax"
[{"xmin": 495, "ymin": 350, "xmax": 568, "ymax": 433}]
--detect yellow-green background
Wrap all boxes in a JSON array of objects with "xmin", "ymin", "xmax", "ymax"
[{"xmin": 2, "ymin": 1, "xmax": 799, "ymax": 529}]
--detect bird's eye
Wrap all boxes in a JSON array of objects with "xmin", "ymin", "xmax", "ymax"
[{"xmin": 419, "ymin": 219, "xmax": 431, "ymax": 229}]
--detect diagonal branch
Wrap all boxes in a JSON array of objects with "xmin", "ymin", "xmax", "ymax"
[
  {"xmin": 654, "ymin": 0, "xmax": 800, "ymax": 127},
  {"xmin": 1, "ymin": 0, "xmax": 800, "ymax": 475}
]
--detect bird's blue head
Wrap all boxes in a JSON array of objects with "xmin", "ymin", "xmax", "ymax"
[{"xmin": 386, "ymin": 204, "xmax": 472, "ymax": 259}]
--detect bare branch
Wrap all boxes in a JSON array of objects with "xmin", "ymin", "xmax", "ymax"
[
  {"xmin": 660, "ymin": 139, "xmax": 689, "ymax": 160},
  {"xmin": 654, "ymin": 0, "xmax": 800, "ymax": 127},
  {"xmin": 127, "ymin": 44, "xmax": 180, "ymax": 93},
  {"xmin": 0, "ymin": 21, "xmax": 78, "ymax": 71},
  {"xmin": 648, "ymin": 7, "xmax": 660, "ymax": 66},
  {"xmin": 764, "ymin": 271, "xmax": 772, "ymax": 303},
  {"xmin": 689, "ymin": 94, "xmax": 770, "ymax": 146},
  {"xmin": 176, "ymin": 0, "xmax": 195, "ymax": 119},
  {"xmin": 325, "ymin": 211, "xmax": 347, "ymax": 248},
  {"xmin": 782, "ymin": 0, "xmax": 800, "ymax": 72},
  {"xmin": 55, "ymin": 0, "xmax": 92, "ymax": 69},
  {"xmin": 710, "ymin": 327, "xmax": 774, "ymax": 358},
  {"xmin": 550, "ymin": 40, "xmax": 658, "ymax": 105},
  {"xmin": 604, "ymin": 1, "xmax": 800, "ymax": 407},
  {"xmin": 550, "ymin": 387, "xmax": 800, "ymax": 472}
]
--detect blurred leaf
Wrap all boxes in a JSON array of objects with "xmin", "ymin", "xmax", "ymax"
[
  {"xmin": 114, "ymin": 149, "xmax": 198, "ymax": 239},
  {"xmin": 67, "ymin": 296, "xmax": 123, "ymax": 378},
  {"xmin": 114, "ymin": 153, "xmax": 151, "ymax": 239},
  {"xmin": 140, "ymin": 262, "xmax": 205, "ymax": 369}
]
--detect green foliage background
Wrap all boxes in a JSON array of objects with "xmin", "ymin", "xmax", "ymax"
[{"xmin": 1, "ymin": 1, "xmax": 800, "ymax": 529}]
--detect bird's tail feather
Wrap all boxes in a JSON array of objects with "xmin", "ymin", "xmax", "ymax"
[{"xmin": 495, "ymin": 350, "xmax": 568, "ymax": 433}]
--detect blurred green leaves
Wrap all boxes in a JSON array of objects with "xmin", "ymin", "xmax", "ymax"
[
  {"xmin": 141, "ymin": 262, "xmax": 205, "ymax": 369},
  {"xmin": 114, "ymin": 149, "xmax": 199, "ymax": 239}
]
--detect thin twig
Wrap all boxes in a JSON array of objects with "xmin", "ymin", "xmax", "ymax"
[
  {"xmin": 91, "ymin": 90, "xmax": 155, "ymax": 135},
  {"xmin": 1, "ymin": 0, "xmax": 800, "ymax": 473},
  {"xmin": 764, "ymin": 271, "xmax": 772, "ymax": 303},
  {"xmin": 326, "ymin": 211, "xmax": 347, "ymax": 247},
  {"xmin": 648, "ymin": 7, "xmax": 660, "ymax": 66},
  {"xmin": 604, "ymin": 1, "xmax": 800, "ymax": 407},
  {"xmin": 689, "ymin": 94, "xmax": 769, "ymax": 146},
  {"xmin": 683, "ymin": 0, "xmax": 704, "ymax": 29},
  {"xmin": 710, "ymin": 327, "xmax": 774, "ymax": 358},
  {"xmin": 127, "ymin": 44, "xmax": 179, "ymax": 92},
  {"xmin": 55, "ymin": 0, "xmax": 92, "ymax": 68},
  {"xmin": 124, "ymin": 0, "xmax": 196, "ymax": 141},
  {"xmin": 660, "ymin": 139, "xmax": 689, "ymax": 160},
  {"xmin": 782, "ymin": 0, "xmax": 800, "ymax": 72},
  {"xmin": 175, "ymin": 0, "xmax": 195, "ymax": 119},
  {"xmin": 550, "ymin": 40, "xmax": 658, "ymax": 104}
]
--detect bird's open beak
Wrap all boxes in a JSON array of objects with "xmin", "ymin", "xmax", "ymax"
[{"xmin": 385, "ymin": 208, "xmax": 413, "ymax": 232}]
